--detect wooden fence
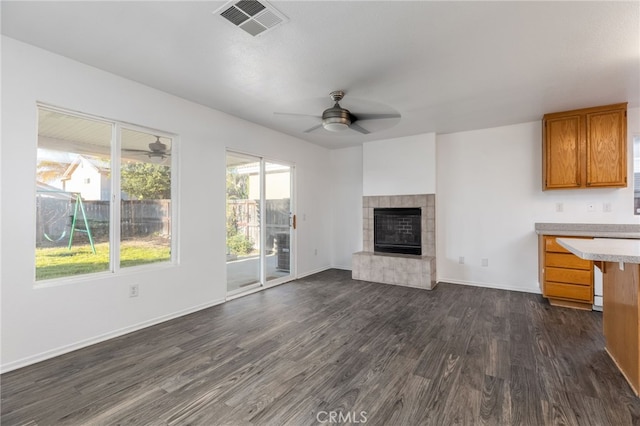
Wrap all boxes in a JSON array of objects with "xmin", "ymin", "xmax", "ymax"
[
  {"xmin": 36, "ymin": 197, "xmax": 171, "ymax": 247},
  {"xmin": 227, "ymin": 199, "xmax": 290, "ymax": 252}
]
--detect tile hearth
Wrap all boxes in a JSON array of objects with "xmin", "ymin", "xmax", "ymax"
[{"xmin": 352, "ymin": 194, "xmax": 436, "ymax": 290}]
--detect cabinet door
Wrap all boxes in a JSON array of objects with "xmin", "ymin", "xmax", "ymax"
[
  {"xmin": 586, "ymin": 108, "xmax": 627, "ymax": 187},
  {"xmin": 544, "ymin": 115, "xmax": 582, "ymax": 189}
]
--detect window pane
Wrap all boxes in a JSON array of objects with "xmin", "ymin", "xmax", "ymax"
[
  {"xmin": 265, "ymin": 162, "xmax": 291, "ymax": 283},
  {"xmin": 120, "ymin": 129, "xmax": 172, "ymax": 268},
  {"xmin": 226, "ymin": 153, "xmax": 261, "ymax": 292},
  {"xmin": 36, "ymin": 108, "xmax": 112, "ymax": 280}
]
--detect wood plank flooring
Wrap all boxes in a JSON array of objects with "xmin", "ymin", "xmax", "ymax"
[{"xmin": 3, "ymin": 269, "xmax": 640, "ymax": 425}]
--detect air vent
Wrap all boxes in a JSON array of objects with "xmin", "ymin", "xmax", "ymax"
[
  {"xmin": 215, "ymin": 0, "xmax": 287, "ymax": 37},
  {"xmin": 236, "ymin": 0, "xmax": 265, "ymax": 16}
]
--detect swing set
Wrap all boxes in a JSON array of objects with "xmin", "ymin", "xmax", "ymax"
[{"xmin": 38, "ymin": 190, "xmax": 96, "ymax": 254}]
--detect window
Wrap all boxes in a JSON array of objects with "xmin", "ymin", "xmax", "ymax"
[{"xmin": 35, "ymin": 106, "xmax": 175, "ymax": 281}]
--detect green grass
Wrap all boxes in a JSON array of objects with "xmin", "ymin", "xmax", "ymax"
[{"xmin": 36, "ymin": 241, "xmax": 171, "ymax": 281}]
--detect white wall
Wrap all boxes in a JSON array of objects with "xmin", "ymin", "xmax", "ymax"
[
  {"xmin": 437, "ymin": 110, "xmax": 640, "ymax": 293},
  {"xmin": 330, "ymin": 133, "xmax": 437, "ymax": 270},
  {"xmin": 1, "ymin": 36, "xmax": 331, "ymax": 372},
  {"xmin": 329, "ymin": 146, "xmax": 363, "ymax": 269},
  {"xmin": 363, "ymin": 133, "xmax": 436, "ymax": 196}
]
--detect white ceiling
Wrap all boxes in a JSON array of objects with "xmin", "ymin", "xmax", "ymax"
[{"xmin": 2, "ymin": 1, "xmax": 639, "ymax": 149}]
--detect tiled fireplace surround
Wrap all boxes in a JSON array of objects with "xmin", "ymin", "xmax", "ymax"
[{"xmin": 352, "ymin": 194, "xmax": 436, "ymax": 290}]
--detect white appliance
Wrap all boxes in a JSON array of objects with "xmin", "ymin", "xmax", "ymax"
[{"xmin": 593, "ymin": 265, "xmax": 603, "ymax": 311}]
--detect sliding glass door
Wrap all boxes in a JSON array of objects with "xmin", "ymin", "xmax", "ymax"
[
  {"xmin": 226, "ymin": 152, "xmax": 294, "ymax": 296},
  {"xmin": 226, "ymin": 153, "xmax": 261, "ymax": 293},
  {"xmin": 265, "ymin": 161, "xmax": 292, "ymax": 284}
]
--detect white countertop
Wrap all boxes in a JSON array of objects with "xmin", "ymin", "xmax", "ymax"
[
  {"xmin": 557, "ymin": 238, "xmax": 640, "ymax": 264},
  {"xmin": 535, "ymin": 223, "xmax": 640, "ymax": 238}
]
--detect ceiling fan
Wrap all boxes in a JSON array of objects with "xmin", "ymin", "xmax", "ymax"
[
  {"xmin": 276, "ymin": 91, "xmax": 401, "ymax": 134},
  {"xmin": 123, "ymin": 136, "xmax": 170, "ymax": 163}
]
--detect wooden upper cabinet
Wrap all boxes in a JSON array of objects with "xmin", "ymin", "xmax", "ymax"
[
  {"xmin": 543, "ymin": 103, "xmax": 627, "ymax": 190},
  {"xmin": 586, "ymin": 108, "xmax": 627, "ymax": 187},
  {"xmin": 544, "ymin": 114, "xmax": 582, "ymax": 189}
]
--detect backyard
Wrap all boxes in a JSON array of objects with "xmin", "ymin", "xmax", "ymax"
[{"xmin": 36, "ymin": 239, "xmax": 171, "ymax": 280}]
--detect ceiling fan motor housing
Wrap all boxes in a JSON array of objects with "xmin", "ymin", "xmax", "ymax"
[
  {"xmin": 148, "ymin": 137, "xmax": 167, "ymax": 153},
  {"xmin": 322, "ymin": 91, "xmax": 352, "ymax": 131}
]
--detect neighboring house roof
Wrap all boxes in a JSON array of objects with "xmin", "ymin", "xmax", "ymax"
[
  {"xmin": 61, "ymin": 155, "xmax": 110, "ymax": 181},
  {"xmin": 36, "ymin": 181, "xmax": 74, "ymax": 200},
  {"xmin": 36, "ymin": 181, "xmax": 61, "ymax": 191}
]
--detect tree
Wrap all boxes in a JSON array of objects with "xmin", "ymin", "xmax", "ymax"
[
  {"xmin": 36, "ymin": 160, "xmax": 69, "ymax": 183},
  {"xmin": 226, "ymin": 168, "xmax": 248, "ymax": 200},
  {"xmin": 225, "ymin": 168, "xmax": 254, "ymax": 255},
  {"xmin": 121, "ymin": 162, "xmax": 171, "ymax": 200}
]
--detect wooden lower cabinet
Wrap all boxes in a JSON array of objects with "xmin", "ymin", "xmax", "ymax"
[
  {"xmin": 602, "ymin": 262, "xmax": 640, "ymax": 395},
  {"xmin": 539, "ymin": 235, "xmax": 594, "ymax": 310}
]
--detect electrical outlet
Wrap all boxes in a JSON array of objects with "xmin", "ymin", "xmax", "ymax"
[
  {"xmin": 603, "ymin": 202, "xmax": 612, "ymax": 212},
  {"xmin": 129, "ymin": 284, "xmax": 139, "ymax": 298},
  {"xmin": 314, "ymin": 248, "xmax": 318, "ymax": 255},
  {"xmin": 481, "ymin": 258, "xmax": 489, "ymax": 267},
  {"xmin": 555, "ymin": 203, "xmax": 563, "ymax": 213},
  {"xmin": 459, "ymin": 256, "xmax": 465, "ymax": 264}
]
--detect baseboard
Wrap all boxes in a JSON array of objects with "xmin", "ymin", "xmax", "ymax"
[
  {"xmin": 330, "ymin": 264, "xmax": 352, "ymax": 271},
  {"xmin": 227, "ymin": 267, "xmax": 336, "ymax": 301},
  {"xmin": 0, "ymin": 298, "xmax": 226, "ymax": 374},
  {"xmin": 438, "ymin": 278, "xmax": 541, "ymax": 295},
  {"xmin": 296, "ymin": 266, "xmax": 332, "ymax": 279}
]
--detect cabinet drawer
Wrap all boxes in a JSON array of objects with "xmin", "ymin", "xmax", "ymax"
[
  {"xmin": 545, "ymin": 281, "xmax": 593, "ymax": 302},
  {"xmin": 545, "ymin": 236, "xmax": 591, "ymax": 253},
  {"xmin": 545, "ymin": 237, "xmax": 571, "ymax": 253},
  {"xmin": 545, "ymin": 252, "xmax": 592, "ymax": 270},
  {"xmin": 546, "ymin": 267, "xmax": 592, "ymax": 285}
]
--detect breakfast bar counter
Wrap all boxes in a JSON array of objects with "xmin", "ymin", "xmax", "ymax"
[{"xmin": 557, "ymin": 238, "xmax": 640, "ymax": 395}]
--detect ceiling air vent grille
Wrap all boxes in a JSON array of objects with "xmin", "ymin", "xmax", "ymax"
[
  {"xmin": 236, "ymin": 0, "xmax": 265, "ymax": 16},
  {"xmin": 215, "ymin": 0, "xmax": 288, "ymax": 37}
]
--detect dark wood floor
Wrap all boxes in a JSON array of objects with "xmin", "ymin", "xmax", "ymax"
[{"xmin": 3, "ymin": 269, "xmax": 640, "ymax": 425}]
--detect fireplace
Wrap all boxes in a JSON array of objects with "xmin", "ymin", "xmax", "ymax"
[
  {"xmin": 353, "ymin": 194, "xmax": 435, "ymax": 290},
  {"xmin": 374, "ymin": 207, "xmax": 422, "ymax": 255}
]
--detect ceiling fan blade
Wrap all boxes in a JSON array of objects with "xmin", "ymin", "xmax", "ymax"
[
  {"xmin": 275, "ymin": 112, "xmax": 322, "ymax": 119},
  {"xmin": 122, "ymin": 149, "xmax": 152, "ymax": 153},
  {"xmin": 303, "ymin": 124, "xmax": 324, "ymax": 133},
  {"xmin": 353, "ymin": 112, "xmax": 401, "ymax": 121},
  {"xmin": 349, "ymin": 123, "xmax": 370, "ymax": 134},
  {"xmin": 123, "ymin": 148, "xmax": 170, "ymax": 156}
]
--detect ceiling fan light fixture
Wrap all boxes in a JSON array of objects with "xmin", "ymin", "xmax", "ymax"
[
  {"xmin": 322, "ymin": 95, "xmax": 352, "ymax": 131},
  {"xmin": 323, "ymin": 119, "xmax": 350, "ymax": 132},
  {"xmin": 147, "ymin": 153, "xmax": 167, "ymax": 165}
]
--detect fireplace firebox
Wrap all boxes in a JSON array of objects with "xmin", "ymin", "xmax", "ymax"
[{"xmin": 374, "ymin": 207, "xmax": 422, "ymax": 255}]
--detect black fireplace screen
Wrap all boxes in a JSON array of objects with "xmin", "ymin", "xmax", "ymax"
[{"xmin": 374, "ymin": 207, "xmax": 421, "ymax": 255}]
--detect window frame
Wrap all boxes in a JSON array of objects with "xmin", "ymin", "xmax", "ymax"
[{"xmin": 35, "ymin": 104, "xmax": 179, "ymax": 285}]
